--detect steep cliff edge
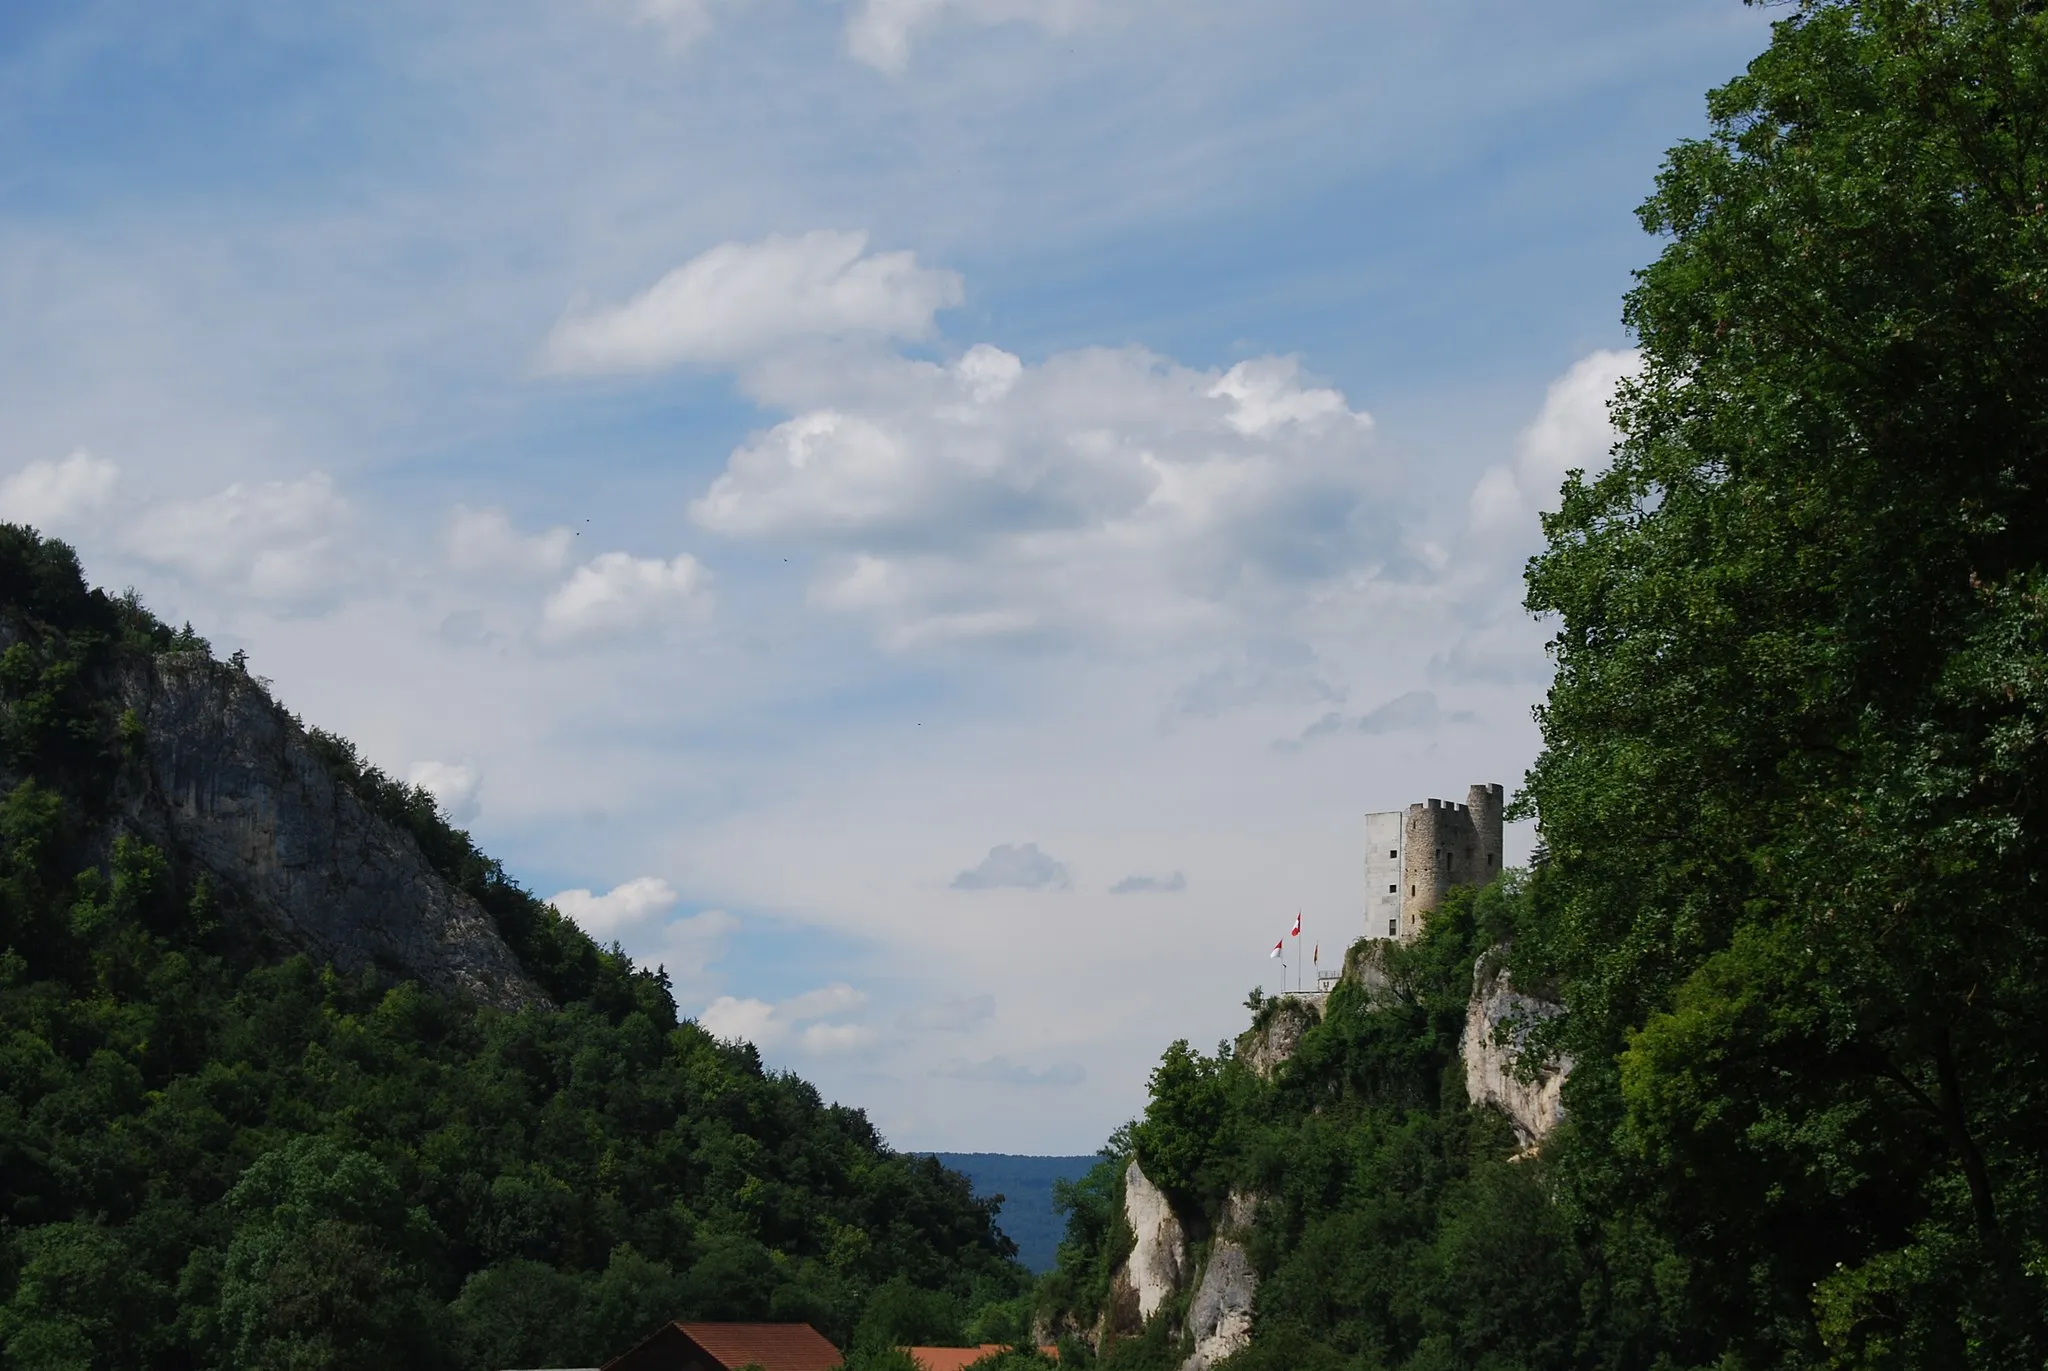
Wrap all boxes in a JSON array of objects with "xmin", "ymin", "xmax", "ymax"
[
  {"xmin": 111, "ymin": 653, "xmax": 546, "ymax": 1011},
  {"xmin": 1102, "ymin": 1158, "xmax": 1190, "ymax": 1337},
  {"xmin": 1178, "ymin": 1189, "xmax": 1259, "ymax": 1371},
  {"xmin": 1459, "ymin": 953, "xmax": 1570, "ymax": 1150}
]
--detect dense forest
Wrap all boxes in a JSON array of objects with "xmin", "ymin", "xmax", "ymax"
[
  {"xmin": 1038, "ymin": 3, "xmax": 2048, "ymax": 1369},
  {"xmin": 0, "ymin": 526, "xmax": 1030, "ymax": 1369}
]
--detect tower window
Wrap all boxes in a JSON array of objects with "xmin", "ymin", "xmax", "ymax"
[
  {"xmin": 1388, "ymin": 884, "xmax": 1396, "ymax": 893},
  {"xmin": 1388, "ymin": 849, "xmax": 1397, "ymax": 858},
  {"xmin": 1409, "ymin": 885, "xmax": 1415, "ymax": 897},
  {"xmin": 1388, "ymin": 919, "xmax": 1397, "ymax": 936}
]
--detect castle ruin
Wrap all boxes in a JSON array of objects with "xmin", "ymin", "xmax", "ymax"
[{"xmin": 1364, "ymin": 783, "xmax": 1504, "ymax": 941}]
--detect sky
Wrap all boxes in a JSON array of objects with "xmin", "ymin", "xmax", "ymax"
[{"xmin": 0, "ymin": 0, "xmax": 1776, "ymax": 1153}]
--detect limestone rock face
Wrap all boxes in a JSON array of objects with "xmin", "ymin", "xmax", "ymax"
[
  {"xmin": 1103, "ymin": 1158, "xmax": 1190, "ymax": 1336},
  {"xmin": 1178, "ymin": 1189, "xmax": 1261, "ymax": 1371},
  {"xmin": 112, "ymin": 653, "xmax": 546, "ymax": 1012},
  {"xmin": 1238, "ymin": 996, "xmax": 1321, "ymax": 1079},
  {"xmin": 1460, "ymin": 955, "xmax": 1570, "ymax": 1150}
]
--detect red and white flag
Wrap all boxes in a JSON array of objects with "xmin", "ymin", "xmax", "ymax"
[
  {"xmin": 1291, "ymin": 911, "xmax": 1302, "ymax": 937},
  {"xmin": 1270, "ymin": 939, "xmax": 1283, "ymax": 959}
]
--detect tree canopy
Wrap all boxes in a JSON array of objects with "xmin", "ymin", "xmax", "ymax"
[{"xmin": 0, "ymin": 525, "xmax": 1027, "ymax": 1369}]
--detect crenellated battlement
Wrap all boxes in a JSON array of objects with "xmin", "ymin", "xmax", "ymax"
[{"xmin": 1363, "ymin": 783, "xmax": 1505, "ymax": 942}]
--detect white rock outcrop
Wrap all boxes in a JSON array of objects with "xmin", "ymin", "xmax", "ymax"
[
  {"xmin": 1461, "ymin": 955, "xmax": 1571, "ymax": 1150},
  {"xmin": 1116, "ymin": 1158, "xmax": 1190, "ymax": 1324},
  {"xmin": 1238, "ymin": 996, "xmax": 1321, "ymax": 1079},
  {"xmin": 1179, "ymin": 1189, "xmax": 1260, "ymax": 1371}
]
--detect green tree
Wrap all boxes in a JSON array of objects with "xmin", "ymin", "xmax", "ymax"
[
  {"xmin": 218, "ymin": 1138, "xmax": 447, "ymax": 1370},
  {"xmin": 1521, "ymin": 0, "xmax": 2048, "ymax": 1363}
]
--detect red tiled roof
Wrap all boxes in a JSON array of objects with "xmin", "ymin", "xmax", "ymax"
[
  {"xmin": 902, "ymin": 1346, "xmax": 1059, "ymax": 1370},
  {"xmin": 680, "ymin": 1322, "xmax": 844, "ymax": 1371}
]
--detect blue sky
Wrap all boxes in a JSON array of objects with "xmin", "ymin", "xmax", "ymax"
[{"xmin": 0, "ymin": 0, "xmax": 1775, "ymax": 1151}]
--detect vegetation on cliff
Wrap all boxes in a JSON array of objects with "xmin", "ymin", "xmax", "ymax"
[
  {"xmin": 0, "ymin": 527, "xmax": 1026, "ymax": 1369},
  {"xmin": 1043, "ymin": 2, "xmax": 2048, "ymax": 1367}
]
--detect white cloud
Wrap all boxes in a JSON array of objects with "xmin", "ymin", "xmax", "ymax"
[
  {"xmin": 407, "ymin": 760, "xmax": 482, "ymax": 824},
  {"xmin": 692, "ymin": 346, "xmax": 1388, "ymax": 650},
  {"xmin": 126, "ymin": 473, "xmax": 356, "ymax": 607},
  {"xmin": 847, "ymin": 0, "xmax": 1108, "ymax": 72},
  {"xmin": 932, "ymin": 1054, "xmax": 1086, "ymax": 1086},
  {"xmin": 1110, "ymin": 871, "xmax": 1184, "ymax": 894},
  {"xmin": 781, "ymin": 981, "xmax": 869, "ymax": 1019},
  {"xmin": 952, "ymin": 841, "xmax": 1070, "ymax": 890},
  {"xmin": 549, "ymin": 875, "xmax": 681, "ymax": 937},
  {"xmin": 446, "ymin": 505, "xmax": 573, "ymax": 580},
  {"xmin": 1468, "ymin": 348, "xmax": 1640, "ymax": 538},
  {"xmin": 546, "ymin": 231, "xmax": 963, "ymax": 374},
  {"xmin": 699, "ymin": 994, "xmax": 783, "ymax": 1046},
  {"xmin": 696, "ymin": 981, "xmax": 875, "ymax": 1053},
  {"xmin": 801, "ymin": 1021, "xmax": 879, "ymax": 1052},
  {"xmin": 0, "ymin": 450, "xmax": 119, "ymax": 530},
  {"xmin": 899, "ymin": 993, "xmax": 997, "ymax": 1032},
  {"xmin": 538, "ymin": 551, "xmax": 712, "ymax": 644}
]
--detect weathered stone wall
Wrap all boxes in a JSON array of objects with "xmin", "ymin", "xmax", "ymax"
[
  {"xmin": 111, "ymin": 653, "xmax": 547, "ymax": 1012},
  {"xmin": 1395, "ymin": 784, "xmax": 1504, "ymax": 940}
]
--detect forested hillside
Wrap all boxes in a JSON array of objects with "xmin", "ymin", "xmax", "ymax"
[
  {"xmin": 929, "ymin": 1156, "xmax": 1098, "ymax": 1273},
  {"xmin": 1038, "ymin": 4, "xmax": 2048, "ymax": 1368},
  {"xmin": 0, "ymin": 526, "xmax": 1027, "ymax": 1369}
]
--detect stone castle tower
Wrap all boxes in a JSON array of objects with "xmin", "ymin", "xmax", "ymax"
[{"xmin": 1363, "ymin": 783, "xmax": 1504, "ymax": 941}]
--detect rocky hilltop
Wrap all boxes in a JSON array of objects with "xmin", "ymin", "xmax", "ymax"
[
  {"xmin": 0, "ymin": 613, "xmax": 545, "ymax": 1012},
  {"xmin": 111, "ymin": 652, "xmax": 547, "ymax": 1011}
]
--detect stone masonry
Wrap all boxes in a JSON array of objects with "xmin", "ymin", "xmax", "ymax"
[{"xmin": 1363, "ymin": 783, "xmax": 1503, "ymax": 941}]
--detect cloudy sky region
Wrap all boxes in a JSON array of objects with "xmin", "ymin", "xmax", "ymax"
[{"xmin": 0, "ymin": 0, "xmax": 1773, "ymax": 1152}]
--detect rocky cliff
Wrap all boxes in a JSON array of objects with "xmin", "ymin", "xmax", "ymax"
[
  {"xmin": 1102, "ymin": 1158, "xmax": 1190, "ymax": 1337},
  {"xmin": 102, "ymin": 652, "xmax": 547, "ymax": 1011},
  {"xmin": 1178, "ymin": 1189, "xmax": 1260, "ymax": 1371},
  {"xmin": 1460, "ymin": 954, "xmax": 1570, "ymax": 1150}
]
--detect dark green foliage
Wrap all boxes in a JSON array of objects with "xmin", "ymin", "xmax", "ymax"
[
  {"xmin": 1515, "ymin": 0, "xmax": 2048, "ymax": 1364},
  {"xmin": 0, "ymin": 527, "xmax": 1025, "ymax": 1368},
  {"xmin": 1041, "ymin": 882, "xmax": 1585, "ymax": 1371},
  {"xmin": 1042, "ymin": 5, "xmax": 2048, "ymax": 1369}
]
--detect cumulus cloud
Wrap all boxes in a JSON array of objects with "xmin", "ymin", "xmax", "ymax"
[
  {"xmin": 538, "ymin": 551, "xmax": 712, "ymax": 644},
  {"xmin": 692, "ymin": 345, "xmax": 1387, "ymax": 649},
  {"xmin": 951, "ymin": 842, "xmax": 1070, "ymax": 891},
  {"xmin": 1110, "ymin": 871, "xmax": 1184, "ymax": 894},
  {"xmin": 699, "ymin": 994, "xmax": 781, "ymax": 1045},
  {"xmin": 126, "ymin": 473, "xmax": 356, "ymax": 607},
  {"xmin": 546, "ymin": 231, "xmax": 962, "ymax": 374},
  {"xmin": 800, "ymin": 1021, "xmax": 879, "ymax": 1052},
  {"xmin": 1468, "ymin": 348, "xmax": 1640, "ymax": 539},
  {"xmin": 899, "ymin": 993, "xmax": 996, "ymax": 1032},
  {"xmin": 549, "ymin": 875, "xmax": 681, "ymax": 937},
  {"xmin": 696, "ymin": 981, "xmax": 874, "ymax": 1053},
  {"xmin": 0, "ymin": 450, "xmax": 119, "ymax": 529},
  {"xmin": 446, "ymin": 505, "xmax": 573, "ymax": 580},
  {"xmin": 407, "ymin": 760, "xmax": 482, "ymax": 824},
  {"xmin": 847, "ymin": 0, "xmax": 1106, "ymax": 72},
  {"xmin": 932, "ymin": 1055, "xmax": 1086, "ymax": 1086}
]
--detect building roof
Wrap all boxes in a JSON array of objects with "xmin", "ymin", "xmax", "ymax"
[
  {"xmin": 901, "ymin": 1346, "xmax": 1059, "ymax": 1370},
  {"xmin": 600, "ymin": 1322, "xmax": 842, "ymax": 1371}
]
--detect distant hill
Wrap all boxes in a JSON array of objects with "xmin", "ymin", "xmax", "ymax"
[
  {"xmin": 929, "ymin": 1153, "xmax": 1101, "ymax": 1272},
  {"xmin": 0, "ymin": 527, "xmax": 1025, "ymax": 1369}
]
